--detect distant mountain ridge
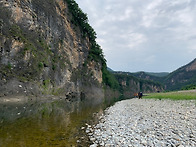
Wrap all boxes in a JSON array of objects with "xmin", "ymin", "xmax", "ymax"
[
  {"xmin": 108, "ymin": 58, "xmax": 196, "ymax": 91},
  {"xmin": 112, "ymin": 71, "xmax": 167, "ymax": 85},
  {"xmin": 131, "ymin": 71, "xmax": 167, "ymax": 83},
  {"xmin": 164, "ymin": 58, "xmax": 196, "ymax": 90},
  {"xmin": 145, "ymin": 72, "xmax": 169, "ymax": 77}
]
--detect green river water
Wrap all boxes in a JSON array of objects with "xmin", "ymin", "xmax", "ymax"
[{"xmin": 0, "ymin": 97, "xmax": 109, "ymax": 147}]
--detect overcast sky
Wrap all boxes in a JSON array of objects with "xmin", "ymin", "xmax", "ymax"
[{"xmin": 75, "ymin": 0, "xmax": 196, "ymax": 72}]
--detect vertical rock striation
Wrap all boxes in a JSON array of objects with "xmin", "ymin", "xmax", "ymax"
[
  {"xmin": 0, "ymin": 0, "xmax": 104, "ymax": 103},
  {"xmin": 114, "ymin": 74, "xmax": 163, "ymax": 98}
]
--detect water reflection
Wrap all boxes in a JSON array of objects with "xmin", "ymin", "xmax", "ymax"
[{"xmin": 0, "ymin": 97, "xmax": 105, "ymax": 146}]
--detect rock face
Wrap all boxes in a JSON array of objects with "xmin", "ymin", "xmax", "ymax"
[
  {"xmin": 114, "ymin": 74, "xmax": 163, "ymax": 98},
  {"xmin": 0, "ymin": 0, "xmax": 104, "ymax": 103},
  {"xmin": 0, "ymin": 0, "xmax": 164, "ymax": 103}
]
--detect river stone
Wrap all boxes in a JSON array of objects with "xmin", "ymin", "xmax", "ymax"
[
  {"xmin": 90, "ymin": 144, "xmax": 97, "ymax": 147},
  {"xmin": 86, "ymin": 99, "xmax": 196, "ymax": 146}
]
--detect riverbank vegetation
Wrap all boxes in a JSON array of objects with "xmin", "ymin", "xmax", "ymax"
[
  {"xmin": 181, "ymin": 84, "xmax": 196, "ymax": 90},
  {"xmin": 144, "ymin": 90, "xmax": 196, "ymax": 100}
]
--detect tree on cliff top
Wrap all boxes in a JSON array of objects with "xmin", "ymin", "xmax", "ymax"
[{"xmin": 65, "ymin": 0, "xmax": 119, "ymax": 89}]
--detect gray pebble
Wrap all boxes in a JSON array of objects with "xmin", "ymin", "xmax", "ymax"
[{"xmin": 86, "ymin": 99, "xmax": 196, "ymax": 146}]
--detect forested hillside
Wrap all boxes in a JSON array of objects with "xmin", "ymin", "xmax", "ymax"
[
  {"xmin": 125, "ymin": 58, "xmax": 196, "ymax": 91},
  {"xmin": 164, "ymin": 58, "xmax": 196, "ymax": 90}
]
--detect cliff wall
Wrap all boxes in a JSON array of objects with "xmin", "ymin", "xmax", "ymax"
[
  {"xmin": 0, "ymin": 0, "xmax": 104, "ymax": 103},
  {"xmin": 114, "ymin": 74, "xmax": 164, "ymax": 98}
]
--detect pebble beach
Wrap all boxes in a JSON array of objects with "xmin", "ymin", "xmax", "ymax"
[{"xmin": 86, "ymin": 99, "xmax": 196, "ymax": 147}]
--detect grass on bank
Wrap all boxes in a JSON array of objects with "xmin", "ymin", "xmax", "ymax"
[{"xmin": 144, "ymin": 90, "xmax": 196, "ymax": 100}]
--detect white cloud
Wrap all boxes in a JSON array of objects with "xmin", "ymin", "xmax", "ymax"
[
  {"xmin": 146, "ymin": 0, "xmax": 163, "ymax": 10},
  {"xmin": 75, "ymin": 0, "xmax": 196, "ymax": 72},
  {"xmin": 125, "ymin": 33, "xmax": 147, "ymax": 49}
]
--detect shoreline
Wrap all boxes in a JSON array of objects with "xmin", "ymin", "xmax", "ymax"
[{"xmin": 87, "ymin": 99, "xmax": 196, "ymax": 146}]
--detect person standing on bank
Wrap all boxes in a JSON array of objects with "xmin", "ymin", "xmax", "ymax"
[{"xmin": 138, "ymin": 92, "xmax": 143, "ymax": 99}]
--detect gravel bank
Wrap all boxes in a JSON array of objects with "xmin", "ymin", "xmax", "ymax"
[{"xmin": 86, "ymin": 99, "xmax": 196, "ymax": 147}]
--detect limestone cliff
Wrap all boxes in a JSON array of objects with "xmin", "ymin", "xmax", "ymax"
[
  {"xmin": 0, "ymin": 0, "xmax": 104, "ymax": 103},
  {"xmin": 114, "ymin": 73, "xmax": 164, "ymax": 98}
]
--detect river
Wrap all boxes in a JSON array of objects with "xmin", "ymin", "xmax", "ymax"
[{"xmin": 0, "ymin": 96, "xmax": 112, "ymax": 146}]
